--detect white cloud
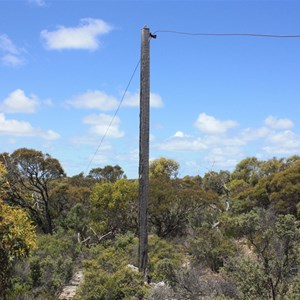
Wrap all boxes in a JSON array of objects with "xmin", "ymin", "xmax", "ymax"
[
  {"xmin": 0, "ymin": 113, "xmax": 60, "ymax": 139},
  {"xmin": 204, "ymin": 135, "xmax": 246, "ymax": 147},
  {"xmin": 268, "ymin": 130, "xmax": 300, "ymax": 145},
  {"xmin": 83, "ymin": 113, "xmax": 124, "ymax": 138},
  {"xmin": 69, "ymin": 136, "xmax": 113, "ymax": 149},
  {"xmin": 151, "ymin": 93, "xmax": 164, "ymax": 108},
  {"xmin": 153, "ymin": 113, "xmax": 300, "ymax": 174},
  {"xmin": 263, "ymin": 130, "xmax": 300, "ymax": 154},
  {"xmin": 150, "ymin": 133, "xmax": 156, "ymax": 142},
  {"xmin": 0, "ymin": 34, "xmax": 24, "ymax": 66},
  {"xmin": 195, "ymin": 113, "xmax": 238, "ymax": 134},
  {"xmin": 264, "ymin": 115, "xmax": 294, "ymax": 130},
  {"xmin": 1, "ymin": 89, "xmax": 39, "ymax": 113},
  {"xmin": 205, "ymin": 147, "xmax": 242, "ymax": 160},
  {"xmin": 1, "ymin": 54, "xmax": 24, "ymax": 66},
  {"xmin": 239, "ymin": 127, "xmax": 270, "ymax": 142},
  {"xmin": 123, "ymin": 92, "xmax": 164, "ymax": 108},
  {"xmin": 122, "ymin": 92, "xmax": 139, "ymax": 107},
  {"xmin": 206, "ymin": 157, "xmax": 239, "ymax": 168},
  {"xmin": 66, "ymin": 90, "xmax": 119, "ymax": 111},
  {"xmin": 0, "ymin": 113, "xmax": 34, "ymax": 136},
  {"xmin": 203, "ymin": 146, "xmax": 242, "ymax": 169},
  {"xmin": 66, "ymin": 90, "xmax": 164, "ymax": 111},
  {"xmin": 41, "ymin": 130, "xmax": 60, "ymax": 140},
  {"xmin": 41, "ymin": 18, "xmax": 112, "ymax": 50},
  {"xmin": 69, "ymin": 136, "xmax": 99, "ymax": 146},
  {"xmin": 156, "ymin": 136, "xmax": 208, "ymax": 151},
  {"xmin": 91, "ymin": 153, "xmax": 110, "ymax": 164},
  {"xmin": 0, "ymin": 34, "xmax": 18, "ymax": 54},
  {"xmin": 156, "ymin": 129, "xmax": 246, "ymax": 152},
  {"xmin": 173, "ymin": 131, "xmax": 186, "ymax": 138}
]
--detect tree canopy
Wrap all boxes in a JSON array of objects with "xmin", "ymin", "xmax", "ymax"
[{"xmin": 1, "ymin": 150, "xmax": 299, "ymax": 300}]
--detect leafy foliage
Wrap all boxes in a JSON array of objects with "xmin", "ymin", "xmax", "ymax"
[
  {"xmin": 223, "ymin": 256, "xmax": 268, "ymax": 300},
  {"xmin": 88, "ymin": 165, "xmax": 126, "ymax": 182},
  {"xmin": 2, "ymin": 148, "xmax": 65, "ymax": 234},
  {"xmin": 0, "ymin": 162, "xmax": 36, "ymax": 298},
  {"xmin": 147, "ymin": 234, "xmax": 183, "ymax": 283},
  {"xmin": 76, "ymin": 233, "xmax": 146, "ymax": 300},
  {"xmin": 267, "ymin": 159, "xmax": 300, "ymax": 215},
  {"xmin": 0, "ymin": 200, "xmax": 37, "ymax": 298},
  {"xmin": 223, "ymin": 209, "xmax": 300, "ymax": 300},
  {"xmin": 7, "ymin": 231, "xmax": 80, "ymax": 299},
  {"xmin": 189, "ymin": 227, "xmax": 237, "ymax": 272},
  {"xmin": 2, "ymin": 153, "xmax": 299, "ymax": 299},
  {"xmin": 90, "ymin": 178, "xmax": 138, "ymax": 235},
  {"xmin": 149, "ymin": 175, "xmax": 216, "ymax": 237},
  {"xmin": 149, "ymin": 157, "xmax": 179, "ymax": 180}
]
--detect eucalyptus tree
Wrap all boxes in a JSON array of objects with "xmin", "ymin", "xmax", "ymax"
[{"xmin": 1, "ymin": 148, "xmax": 65, "ymax": 234}]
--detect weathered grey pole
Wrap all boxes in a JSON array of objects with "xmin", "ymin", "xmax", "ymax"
[{"xmin": 138, "ymin": 26, "xmax": 150, "ymax": 275}]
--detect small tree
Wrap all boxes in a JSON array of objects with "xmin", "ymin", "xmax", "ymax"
[
  {"xmin": 2, "ymin": 148, "xmax": 65, "ymax": 234},
  {"xmin": 0, "ymin": 162, "xmax": 36, "ymax": 298}
]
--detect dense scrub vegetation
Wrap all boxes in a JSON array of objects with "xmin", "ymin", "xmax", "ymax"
[{"xmin": 0, "ymin": 149, "xmax": 299, "ymax": 299}]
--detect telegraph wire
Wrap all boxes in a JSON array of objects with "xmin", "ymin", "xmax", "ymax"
[
  {"xmin": 85, "ymin": 59, "xmax": 140, "ymax": 175},
  {"xmin": 153, "ymin": 30, "xmax": 300, "ymax": 39}
]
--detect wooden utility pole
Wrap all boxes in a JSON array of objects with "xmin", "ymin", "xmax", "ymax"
[{"xmin": 138, "ymin": 26, "xmax": 151, "ymax": 275}]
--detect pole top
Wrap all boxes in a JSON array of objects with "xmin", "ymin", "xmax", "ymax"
[{"xmin": 141, "ymin": 26, "xmax": 157, "ymax": 39}]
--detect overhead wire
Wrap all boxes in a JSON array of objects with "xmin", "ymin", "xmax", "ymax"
[
  {"xmin": 153, "ymin": 30, "xmax": 300, "ymax": 38},
  {"xmin": 84, "ymin": 59, "xmax": 140, "ymax": 175}
]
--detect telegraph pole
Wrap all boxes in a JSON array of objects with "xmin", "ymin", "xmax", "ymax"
[{"xmin": 138, "ymin": 26, "xmax": 152, "ymax": 275}]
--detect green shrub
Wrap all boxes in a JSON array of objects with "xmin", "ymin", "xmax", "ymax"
[
  {"xmin": 7, "ymin": 232, "xmax": 80, "ymax": 299},
  {"xmin": 152, "ymin": 258, "xmax": 177, "ymax": 286},
  {"xmin": 76, "ymin": 240, "xmax": 146, "ymax": 299},
  {"xmin": 148, "ymin": 234, "xmax": 182, "ymax": 276},
  {"xmin": 76, "ymin": 233, "xmax": 183, "ymax": 299}
]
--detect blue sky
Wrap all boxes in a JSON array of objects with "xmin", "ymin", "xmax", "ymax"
[{"xmin": 1, "ymin": 0, "xmax": 300, "ymax": 178}]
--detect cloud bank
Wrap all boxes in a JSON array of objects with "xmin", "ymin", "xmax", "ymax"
[{"xmin": 155, "ymin": 113, "xmax": 299, "ymax": 170}]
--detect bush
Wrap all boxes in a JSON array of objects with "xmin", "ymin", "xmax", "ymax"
[
  {"xmin": 148, "ymin": 234, "xmax": 183, "ymax": 278},
  {"xmin": 7, "ymin": 232, "xmax": 80, "ymax": 299},
  {"xmin": 188, "ymin": 227, "xmax": 237, "ymax": 272},
  {"xmin": 76, "ymin": 233, "xmax": 184, "ymax": 299},
  {"xmin": 76, "ymin": 236, "xmax": 146, "ymax": 300}
]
